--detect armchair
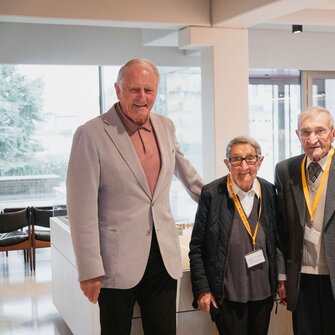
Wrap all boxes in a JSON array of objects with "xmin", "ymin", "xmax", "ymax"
[
  {"xmin": 0, "ymin": 208, "xmax": 32, "ymax": 270},
  {"xmin": 31, "ymin": 206, "xmax": 53, "ymax": 271}
]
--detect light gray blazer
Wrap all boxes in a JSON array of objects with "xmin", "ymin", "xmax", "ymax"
[
  {"xmin": 66, "ymin": 104, "xmax": 203, "ymax": 289},
  {"xmin": 275, "ymin": 153, "xmax": 335, "ymax": 311}
]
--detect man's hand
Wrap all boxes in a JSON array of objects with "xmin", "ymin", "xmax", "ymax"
[
  {"xmin": 197, "ymin": 292, "xmax": 218, "ymax": 313},
  {"xmin": 80, "ymin": 277, "xmax": 102, "ymax": 304},
  {"xmin": 277, "ymin": 280, "xmax": 287, "ymax": 306}
]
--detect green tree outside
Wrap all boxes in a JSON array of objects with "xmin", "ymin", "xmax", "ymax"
[{"xmin": 0, "ymin": 65, "xmax": 44, "ymax": 175}]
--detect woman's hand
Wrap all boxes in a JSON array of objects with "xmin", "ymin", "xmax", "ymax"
[{"xmin": 197, "ymin": 292, "xmax": 218, "ymax": 313}]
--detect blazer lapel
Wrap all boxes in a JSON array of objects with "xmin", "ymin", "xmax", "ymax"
[
  {"xmin": 290, "ymin": 157, "xmax": 306, "ymax": 228},
  {"xmin": 103, "ymin": 107, "xmax": 151, "ymax": 199},
  {"xmin": 324, "ymin": 155, "xmax": 335, "ymax": 228}
]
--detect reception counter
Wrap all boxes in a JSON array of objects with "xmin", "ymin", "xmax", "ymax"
[{"xmin": 50, "ymin": 217, "xmax": 292, "ymax": 335}]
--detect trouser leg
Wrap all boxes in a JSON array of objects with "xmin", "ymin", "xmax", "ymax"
[
  {"xmin": 248, "ymin": 296, "xmax": 273, "ymax": 335},
  {"xmin": 292, "ymin": 274, "xmax": 321, "ymax": 335},
  {"xmin": 98, "ymin": 287, "xmax": 136, "ymax": 335},
  {"xmin": 137, "ymin": 229, "xmax": 177, "ymax": 335}
]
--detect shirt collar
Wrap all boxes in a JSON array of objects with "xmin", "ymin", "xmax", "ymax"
[
  {"xmin": 306, "ymin": 150, "xmax": 330, "ymax": 172},
  {"xmin": 228, "ymin": 174, "xmax": 260, "ymax": 200},
  {"xmin": 115, "ymin": 102, "xmax": 152, "ymax": 135}
]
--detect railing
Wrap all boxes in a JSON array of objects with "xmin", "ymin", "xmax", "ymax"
[{"xmin": 0, "ymin": 174, "xmax": 60, "ymax": 199}]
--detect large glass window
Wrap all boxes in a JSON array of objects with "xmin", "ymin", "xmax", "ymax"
[
  {"xmin": 1, "ymin": 64, "xmax": 202, "ymax": 224},
  {"xmin": 0, "ymin": 65, "xmax": 100, "ymax": 209},
  {"xmin": 249, "ymin": 69, "xmax": 301, "ymax": 181},
  {"xmin": 101, "ymin": 66, "xmax": 202, "ymax": 223}
]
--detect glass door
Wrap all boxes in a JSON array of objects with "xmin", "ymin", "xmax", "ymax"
[
  {"xmin": 249, "ymin": 69, "xmax": 301, "ymax": 182},
  {"xmin": 302, "ymin": 71, "xmax": 335, "ymax": 117}
]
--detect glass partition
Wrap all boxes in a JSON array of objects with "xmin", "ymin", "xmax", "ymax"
[
  {"xmin": 0, "ymin": 65, "xmax": 100, "ymax": 210},
  {"xmin": 102, "ymin": 66, "xmax": 202, "ymax": 224},
  {"xmin": 249, "ymin": 69, "xmax": 301, "ymax": 182},
  {"xmin": 0, "ymin": 64, "xmax": 202, "ymax": 224}
]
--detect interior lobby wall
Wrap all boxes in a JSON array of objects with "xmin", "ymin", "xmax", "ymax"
[
  {"xmin": 0, "ymin": 22, "xmax": 200, "ymax": 66},
  {"xmin": 249, "ymin": 29, "xmax": 335, "ymax": 71}
]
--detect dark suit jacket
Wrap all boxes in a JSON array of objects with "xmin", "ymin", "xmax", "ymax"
[
  {"xmin": 275, "ymin": 153, "xmax": 335, "ymax": 311},
  {"xmin": 189, "ymin": 175, "xmax": 278, "ymax": 306}
]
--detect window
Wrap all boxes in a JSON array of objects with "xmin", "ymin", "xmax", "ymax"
[
  {"xmin": 302, "ymin": 71, "xmax": 335, "ymax": 115},
  {"xmin": 102, "ymin": 66, "xmax": 202, "ymax": 223},
  {"xmin": 1, "ymin": 65, "xmax": 202, "ymax": 224},
  {"xmin": 249, "ymin": 69, "xmax": 301, "ymax": 181},
  {"xmin": 0, "ymin": 65, "xmax": 100, "ymax": 209}
]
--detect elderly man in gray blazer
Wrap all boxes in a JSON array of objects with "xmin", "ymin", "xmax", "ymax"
[
  {"xmin": 66, "ymin": 59, "xmax": 203, "ymax": 335},
  {"xmin": 275, "ymin": 106, "xmax": 335, "ymax": 335}
]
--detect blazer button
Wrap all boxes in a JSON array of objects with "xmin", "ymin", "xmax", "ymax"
[{"xmin": 146, "ymin": 230, "xmax": 151, "ymax": 236}]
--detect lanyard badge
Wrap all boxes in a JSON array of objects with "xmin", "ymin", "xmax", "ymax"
[{"xmin": 227, "ymin": 175, "xmax": 265, "ymax": 268}]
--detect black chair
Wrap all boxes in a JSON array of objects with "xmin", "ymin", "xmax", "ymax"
[
  {"xmin": 0, "ymin": 208, "xmax": 32, "ymax": 270},
  {"xmin": 31, "ymin": 206, "xmax": 53, "ymax": 271}
]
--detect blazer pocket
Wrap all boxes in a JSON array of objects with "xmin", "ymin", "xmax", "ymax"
[{"xmin": 100, "ymin": 227, "xmax": 119, "ymax": 274}]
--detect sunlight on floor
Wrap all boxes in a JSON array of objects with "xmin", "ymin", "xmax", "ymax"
[{"xmin": 0, "ymin": 249, "xmax": 72, "ymax": 335}]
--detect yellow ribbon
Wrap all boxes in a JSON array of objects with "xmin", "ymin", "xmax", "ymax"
[
  {"xmin": 227, "ymin": 174, "xmax": 262, "ymax": 249},
  {"xmin": 301, "ymin": 146, "xmax": 334, "ymax": 223}
]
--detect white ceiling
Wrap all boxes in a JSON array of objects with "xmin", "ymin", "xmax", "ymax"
[
  {"xmin": 249, "ymin": 0, "xmax": 335, "ymax": 32},
  {"xmin": 1, "ymin": 0, "xmax": 335, "ymax": 35}
]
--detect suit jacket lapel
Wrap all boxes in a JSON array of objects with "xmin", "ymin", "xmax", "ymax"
[
  {"xmin": 290, "ymin": 156, "xmax": 306, "ymax": 228},
  {"xmin": 324, "ymin": 155, "xmax": 335, "ymax": 228},
  {"xmin": 103, "ymin": 107, "xmax": 151, "ymax": 199}
]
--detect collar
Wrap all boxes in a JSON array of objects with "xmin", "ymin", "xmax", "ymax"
[
  {"xmin": 306, "ymin": 151, "xmax": 330, "ymax": 172},
  {"xmin": 115, "ymin": 102, "xmax": 152, "ymax": 135},
  {"xmin": 228, "ymin": 174, "xmax": 260, "ymax": 200}
]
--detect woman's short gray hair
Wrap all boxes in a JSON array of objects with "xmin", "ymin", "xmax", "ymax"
[
  {"xmin": 116, "ymin": 58, "xmax": 160, "ymax": 85},
  {"xmin": 225, "ymin": 136, "xmax": 262, "ymax": 158}
]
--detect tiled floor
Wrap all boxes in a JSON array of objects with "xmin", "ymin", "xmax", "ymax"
[{"xmin": 0, "ymin": 249, "xmax": 72, "ymax": 335}]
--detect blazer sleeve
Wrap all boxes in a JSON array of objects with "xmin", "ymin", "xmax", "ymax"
[{"xmin": 66, "ymin": 125, "xmax": 105, "ymax": 281}]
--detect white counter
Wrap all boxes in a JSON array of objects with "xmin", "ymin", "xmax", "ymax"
[
  {"xmin": 50, "ymin": 217, "xmax": 217, "ymax": 335},
  {"xmin": 50, "ymin": 217, "xmax": 292, "ymax": 335}
]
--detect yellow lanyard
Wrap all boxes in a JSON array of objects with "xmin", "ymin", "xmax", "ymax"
[
  {"xmin": 301, "ymin": 147, "xmax": 334, "ymax": 223},
  {"xmin": 227, "ymin": 174, "xmax": 262, "ymax": 249}
]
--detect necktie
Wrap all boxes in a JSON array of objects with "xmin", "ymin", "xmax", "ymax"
[{"xmin": 308, "ymin": 162, "xmax": 322, "ymax": 183}]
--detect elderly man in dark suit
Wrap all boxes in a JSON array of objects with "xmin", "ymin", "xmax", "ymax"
[
  {"xmin": 67, "ymin": 58, "xmax": 203, "ymax": 335},
  {"xmin": 275, "ymin": 106, "xmax": 335, "ymax": 335}
]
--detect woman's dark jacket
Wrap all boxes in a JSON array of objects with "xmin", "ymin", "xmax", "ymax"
[{"xmin": 189, "ymin": 175, "xmax": 278, "ymax": 307}]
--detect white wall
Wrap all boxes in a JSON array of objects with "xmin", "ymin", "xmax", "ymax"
[
  {"xmin": 0, "ymin": 22, "xmax": 200, "ymax": 66},
  {"xmin": 3, "ymin": 22, "xmax": 335, "ymax": 70},
  {"xmin": 249, "ymin": 29, "xmax": 335, "ymax": 71}
]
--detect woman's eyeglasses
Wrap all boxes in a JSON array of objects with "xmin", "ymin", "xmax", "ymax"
[{"xmin": 228, "ymin": 155, "xmax": 259, "ymax": 167}]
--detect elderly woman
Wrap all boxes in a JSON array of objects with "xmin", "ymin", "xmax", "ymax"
[{"xmin": 189, "ymin": 136, "xmax": 278, "ymax": 335}]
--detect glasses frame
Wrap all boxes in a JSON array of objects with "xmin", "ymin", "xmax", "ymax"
[{"xmin": 228, "ymin": 155, "xmax": 259, "ymax": 167}]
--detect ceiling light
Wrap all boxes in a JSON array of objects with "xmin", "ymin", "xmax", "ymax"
[{"xmin": 292, "ymin": 25, "xmax": 303, "ymax": 34}]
